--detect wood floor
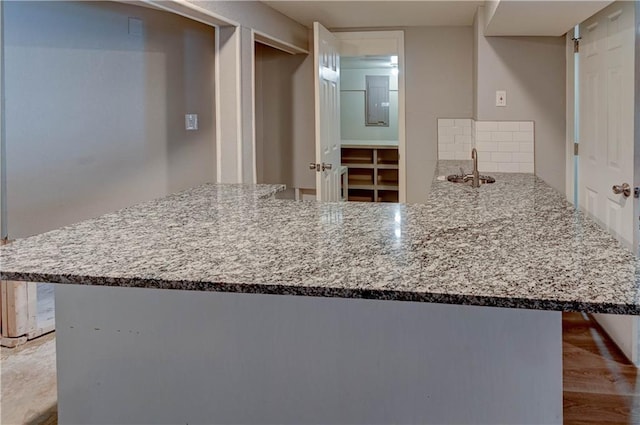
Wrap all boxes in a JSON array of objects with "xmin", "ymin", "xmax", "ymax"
[
  {"xmin": 563, "ymin": 312, "xmax": 640, "ymax": 424},
  {"xmin": 1, "ymin": 312, "xmax": 639, "ymax": 424}
]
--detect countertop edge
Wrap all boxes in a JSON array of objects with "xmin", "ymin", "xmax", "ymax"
[{"xmin": 4, "ymin": 271, "xmax": 637, "ymax": 315}]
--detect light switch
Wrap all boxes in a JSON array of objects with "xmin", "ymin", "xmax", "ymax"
[
  {"xmin": 185, "ymin": 114, "xmax": 198, "ymax": 131},
  {"xmin": 496, "ymin": 90, "xmax": 507, "ymax": 107}
]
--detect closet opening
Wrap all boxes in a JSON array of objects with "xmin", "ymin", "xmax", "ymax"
[{"xmin": 254, "ymin": 41, "xmax": 311, "ymax": 200}]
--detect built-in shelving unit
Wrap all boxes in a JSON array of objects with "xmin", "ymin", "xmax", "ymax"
[{"xmin": 341, "ymin": 144, "xmax": 399, "ymax": 203}]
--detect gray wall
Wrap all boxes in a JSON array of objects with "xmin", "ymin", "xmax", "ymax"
[
  {"xmin": 475, "ymin": 8, "xmax": 566, "ymax": 194},
  {"xmin": 341, "ymin": 68, "xmax": 399, "ymax": 143},
  {"xmin": 404, "ymin": 27, "xmax": 474, "ymax": 203},
  {"xmin": 255, "ymin": 43, "xmax": 311, "ymax": 188},
  {"xmin": 5, "ymin": 1, "xmax": 216, "ymax": 238}
]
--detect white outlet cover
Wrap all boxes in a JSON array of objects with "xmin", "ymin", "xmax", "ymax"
[
  {"xmin": 496, "ymin": 90, "xmax": 507, "ymax": 107},
  {"xmin": 185, "ymin": 114, "xmax": 198, "ymax": 131}
]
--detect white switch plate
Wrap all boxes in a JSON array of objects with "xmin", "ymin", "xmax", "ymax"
[
  {"xmin": 185, "ymin": 114, "xmax": 198, "ymax": 131},
  {"xmin": 128, "ymin": 18, "xmax": 142, "ymax": 36},
  {"xmin": 496, "ymin": 90, "xmax": 507, "ymax": 107}
]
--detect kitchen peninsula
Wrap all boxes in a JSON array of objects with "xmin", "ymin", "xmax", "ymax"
[{"xmin": 2, "ymin": 161, "xmax": 639, "ymax": 424}]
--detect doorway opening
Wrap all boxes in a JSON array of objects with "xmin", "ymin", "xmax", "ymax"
[
  {"xmin": 340, "ymin": 55, "xmax": 400, "ymax": 202},
  {"xmin": 253, "ymin": 40, "xmax": 310, "ymax": 200},
  {"xmin": 335, "ymin": 31, "xmax": 406, "ymax": 203}
]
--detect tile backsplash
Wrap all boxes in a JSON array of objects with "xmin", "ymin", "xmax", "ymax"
[
  {"xmin": 437, "ymin": 119, "xmax": 534, "ymax": 173},
  {"xmin": 437, "ymin": 119, "xmax": 473, "ymax": 160}
]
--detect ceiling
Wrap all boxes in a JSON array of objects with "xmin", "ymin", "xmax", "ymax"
[
  {"xmin": 263, "ymin": 1, "xmax": 484, "ymax": 29},
  {"xmin": 484, "ymin": 1, "xmax": 614, "ymax": 36},
  {"xmin": 263, "ymin": 0, "xmax": 614, "ymax": 36}
]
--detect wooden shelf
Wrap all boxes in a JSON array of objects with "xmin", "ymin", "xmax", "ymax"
[
  {"xmin": 348, "ymin": 168, "xmax": 374, "ymax": 187},
  {"xmin": 348, "ymin": 189, "xmax": 375, "ymax": 202},
  {"xmin": 376, "ymin": 164, "xmax": 399, "ymax": 170},
  {"xmin": 343, "ymin": 163, "xmax": 375, "ymax": 169},
  {"xmin": 341, "ymin": 147, "xmax": 373, "ymax": 165},
  {"xmin": 341, "ymin": 144, "xmax": 399, "ymax": 203},
  {"xmin": 377, "ymin": 169, "xmax": 398, "ymax": 187},
  {"xmin": 377, "ymin": 149, "xmax": 399, "ymax": 165},
  {"xmin": 378, "ymin": 190, "xmax": 399, "ymax": 203},
  {"xmin": 349, "ymin": 184, "xmax": 376, "ymax": 190}
]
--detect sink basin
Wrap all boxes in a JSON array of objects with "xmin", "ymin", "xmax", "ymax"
[{"xmin": 446, "ymin": 174, "xmax": 496, "ymax": 185}]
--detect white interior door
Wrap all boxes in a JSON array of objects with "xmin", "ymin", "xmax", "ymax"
[
  {"xmin": 313, "ymin": 22, "xmax": 341, "ymax": 202},
  {"xmin": 579, "ymin": 1, "xmax": 637, "ymax": 363}
]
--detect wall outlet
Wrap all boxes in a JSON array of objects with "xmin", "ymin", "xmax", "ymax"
[
  {"xmin": 185, "ymin": 114, "xmax": 198, "ymax": 131},
  {"xmin": 496, "ymin": 90, "xmax": 507, "ymax": 107}
]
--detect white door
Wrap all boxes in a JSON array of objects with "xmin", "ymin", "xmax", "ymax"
[
  {"xmin": 579, "ymin": 1, "xmax": 637, "ymax": 363},
  {"xmin": 313, "ymin": 22, "xmax": 341, "ymax": 201}
]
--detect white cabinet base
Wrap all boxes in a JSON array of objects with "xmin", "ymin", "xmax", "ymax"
[{"xmin": 55, "ymin": 285, "xmax": 562, "ymax": 424}]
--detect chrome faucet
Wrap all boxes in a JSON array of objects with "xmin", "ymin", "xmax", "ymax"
[{"xmin": 471, "ymin": 148, "xmax": 480, "ymax": 188}]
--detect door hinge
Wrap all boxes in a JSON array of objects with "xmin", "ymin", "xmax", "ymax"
[
  {"xmin": 574, "ymin": 143, "xmax": 579, "ymax": 156},
  {"xmin": 572, "ymin": 36, "xmax": 581, "ymax": 53}
]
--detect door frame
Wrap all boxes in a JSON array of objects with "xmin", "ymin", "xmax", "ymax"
[
  {"xmin": 568, "ymin": 3, "xmax": 640, "ymax": 253},
  {"xmin": 567, "ymin": 2, "xmax": 640, "ymax": 366},
  {"xmin": 333, "ymin": 30, "xmax": 407, "ymax": 203},
  {"xmin": 565, "ymin": 27, "xmax": 578, "ymax": 206}
]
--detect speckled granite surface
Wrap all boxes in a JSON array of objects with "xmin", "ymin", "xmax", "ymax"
[{"xmin": 1, "ymin": 167, "xmax": 640, "ymax": 314}]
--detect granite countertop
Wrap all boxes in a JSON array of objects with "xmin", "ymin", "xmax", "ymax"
[{"xmin": 1, "ymin": 163, "xmax": 640, "ymax": 314}]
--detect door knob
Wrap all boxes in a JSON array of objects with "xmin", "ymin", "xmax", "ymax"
[
  {"xmin": 612, "ymin": 183, "xmax": 631, "ymax": 197},
  {"xmin": 322, "ymin": 163, "xmax": 332, "ymax": 171},
  {"xmin": 309, "ymin": 162, "xmax": 320, "ymax": 171}
]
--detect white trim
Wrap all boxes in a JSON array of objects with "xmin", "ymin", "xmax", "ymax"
[
  {"xmin": 235, "ymin": 29, "xmax": 243, "ymax": 182},
  {"xmin": 341, "ymin": 140, "xmax": 398, "ymax": 146},
  {"xmin": 334, "ymin": 30, "xmax": 405, "ymax": 43},
  {"xmin": 334, "ymin": 30, "xmax": 406, "ymax": 203},
  {"xmin": 214, "ymin": 27, "xmax": 222, "ymax": 183},
  {"xmin": 250, "ymin": 29, "xmax": 257, "ymax": 184},
  {"xmin": 565, "ymin": 30, "xmax": 576, "ymax": 205},
  {"xmin": 397, "ymin": 32, "xmax": 406, "ymax": 203},
  {"xmin": 144, "ymin": 0, "xmax": 309, "ymax": 56},
  {"xmin": 313, "ymin": 23, "xmax": 322, "ymax": 200},
  {"xmin": 135, "ymin": 0, "xmax": 240, "ymax": 27},
  {"xmin": 254, "ymin": 31, "xmax": 309, "ymax": 55}
]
